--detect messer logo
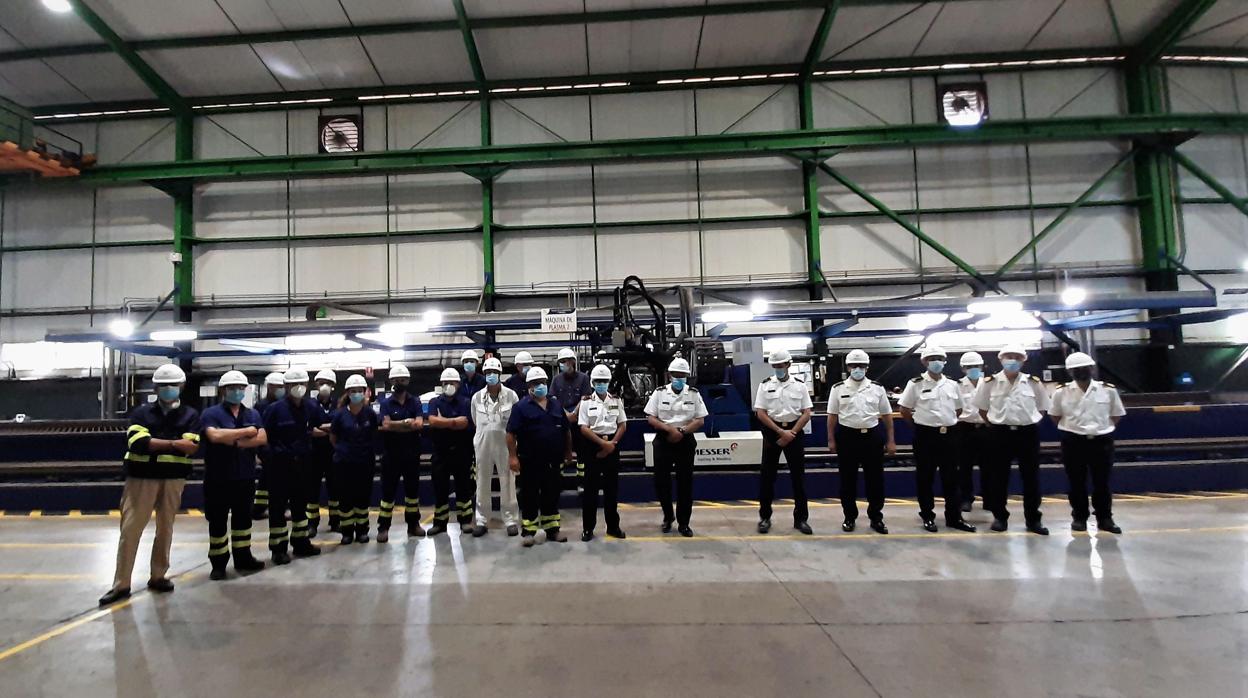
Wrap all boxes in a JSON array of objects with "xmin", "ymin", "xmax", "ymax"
[{"xmin": 696, "ymin": 442, "xmax": 738, "ymax": 457}]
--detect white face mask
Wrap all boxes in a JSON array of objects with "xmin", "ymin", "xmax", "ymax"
[
  {"xmin": 443, "ymin": 384, "xmax": 458, "ymax": 397},
  {"xmin": 289, "ymin": 385, "xmax": 307, "ymax": 400},
  {"xmin": 318, "ymin": 384, "xmax": 332, "ymax": 398}
]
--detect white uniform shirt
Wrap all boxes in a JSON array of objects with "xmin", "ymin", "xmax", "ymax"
[
  {"xmin": 827, "ymin": 378, "xmax": 892, "ymax": 429},
  {"xmin": 971, "ymin": 372, "xmax": 1050, "ymax": 426},
  {"xmin": 958, "ymin": 377, "xmax": 985, "ymax": 424},
  {"xmin": 753, "ymin": 375, "xmax": 813, "ymax": 423},
  {"xmin": 898, "ymin": 373, "xmax": 963, "ymax": 428},
  {"xmin": 578, "ymin": 392, "xmax": 627, "ymax": 436},
  {"xmin": 1049, "ymin": 381, "xmax": 1125, "ymax": 436},
  {"xmin": 470, "ymin": 386, "xmax": 519, "ymax": 445},
  {"xmin": 644, "ymin": 384, "xmax": 709, "ymax": 429}
]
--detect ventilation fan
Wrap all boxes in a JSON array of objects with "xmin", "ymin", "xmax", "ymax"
[
  {"xmin": 319, "ymin": 115, "xmax": 363, "ymax": 153},
  {"xmin": 938, "ymin": 83, "xmax": 988, "ymax": 127}
]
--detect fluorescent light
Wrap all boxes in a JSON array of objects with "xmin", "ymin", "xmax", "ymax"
[
  {"xmin": 702, "ymin": 309, "xmax": 754, "ymax": 323},
  {"xmin": 1060, "ymin": 286, "xmax": 1088, "ymax": 306},
  {"xmin": 906, "ymin": 313, "xmax": 948, "ymax": 332},
  {"xmin": 1228, "ymin": 312, "xmax": 1248, "ymax": 342},
  {"xmin": 285, "ymin": 334, "xmax": 360, "ymax": 351},
  {"xmin": 357, "ymin": 333, "xmax": 407, "ymax": 348},
  {"xmin": 109, "ymin": 319, "xmax": 134, "ymax": 339},
  {"xmin": 149, "ymin": 329, "xmax": 198, "ymax": 341},
  {"xmin": 749, "ymin": 299, "xmax": 769, "ymax": 315},
  {"xmin": 422, "ymin": 309, "xmax": 443, "ymax": 327},
  {"xmin": 42, "ymin": 0, "xmax": 72, "ymax": 12},
  {"xmin": 1241, "ymin": 259, "xmax": 1248, "ymax": 272},
  {"xmin": 930, "ymin": 329, "xmax": 1043, "ymax": 348},
  {"xmin": 973, "ymin": 310, "xmax": 1040, "ymax": 330},
  {"xmin": 378, "ymin": 321, "xmax": 429, "ymax": 335},
  {"xmin": 966, "ymin": 299, "xmax": 1023, "ymax": 315},
  {"xmin": 949, "ymin": 312, "xmax": 974, "ymax": 322},
  {"xmin": 763, "ymin": 337, "xmax": 810, "ymax": 353}
]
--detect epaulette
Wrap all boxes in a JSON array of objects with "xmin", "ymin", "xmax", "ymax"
[
  {"xmin": 832, "ymin": 381, "xmax": 844, "ymax": 388},
  {"xmin": 1104, "ymin": 382, "xmax": 1115, "ymax": 389},
  {"xmin": 1030, "ymin": 375, "xmax": 1041, "ymax": 382},
  {"xmin": 910, "ymin": 376, "xmax": 923, "ymax": 383},
  {"xmin": 793, "ymin": 377, "xmax": 805, "ymax": 383},
  {"xmin": 1055, "ymin": 382, "xmax": 1066, "ymax": 389},
  {"xmin": 688, "ymin": 386, "xmax": 699, "ymax": 393},
  {"xmin": 983, "ymin": 375, "xmax": 995, "ymax": 382}
]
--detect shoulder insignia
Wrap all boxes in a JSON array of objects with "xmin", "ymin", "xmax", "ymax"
[
  {"xmin": 1055, "ymin": 382, "xmax": 1066, "ymax": 389},
  {"xmin": 832, "ymin": 381, "xmax": 844, "ymax": 388},
  {"xmin": 983, "ymin": 375, "xmax": 994, "ymax": 382},
  {"xmin": 910, "ymin": 376, "xmax": 923, "ymax": 384},
  {"xmin": 1104, "ymin": 382, "xmax": 1115, "ymax": 388},
  {"xmin": 688, "ymin": 387, "xmax": 699, "ymax": 393},
  {"xmin": 793, "ymin": 377, "xmax": 805, "ymax": 383},
  {"xmin": 1030, "ymin": 375, "xmax": 1041, "ymax": 382}
]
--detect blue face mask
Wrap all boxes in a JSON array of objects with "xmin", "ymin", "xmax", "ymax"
[
  {"xmin": 463, "ymin": 362, "xmax": 476, "ymax": 374},
  {"xmin": 273, "ymin": 387, "xmax": 286, "ymax": 400},
  {"xmin": 531, "ymin": 384, "xmax": 548, "ymax": 398},
  {"xmin": 965, "ymin": 368, "xmax": 983, "ymax": 381},
  {"xmin": 926, "ymin": 360, "xmax": 945, "ymax": 375},
  {"xmin": 561, "ymin": 362, "xmax": 575, "ymax": 373},
  {"xmin": 593, "ymin": 382, "xmax": 609, "ymax": 395},
  {"xmin": 485, "ymin": 373, "xmax": 499, "ymax": 386},
  {"xmin": 349, "ymin": 391, "xmax": 365, "ymax": 405},
  {"xmin": 1002, "ymin": 359, "xmax": 1023, "ymax": 373},
  {"xmin": 849, "ymin": 368, "xmax": 866, "ymax": 382},
  {"xmin": 671, "ymin": 377, "xmax": 687, "ymax": 391},
  {"xmin": 224, "ymin": 388, "xmax": 246, "ymax": 404},
  {"xmin": 774, "ymin": 368, "xmax": 787, "ymax": 379},
  {"xmin": 157, "ymin": 386, "xmax": 180, "ymax": 402}
]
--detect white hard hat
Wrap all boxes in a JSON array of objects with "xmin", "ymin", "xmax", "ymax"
[
  {"xmin": 846, "ymin": 349, "xmax": 870, "ymax": 364},
  {"xmin": 284, "ymin": 368, "xmax": 310, "ymax": 384},
  {"xmin": 768, "ymin": 349, "xmax": 792, "ymax": 365},
  {"xmin": 960, "ymin": 351, "xmax": 984, "ymax": 367},
  {"xmin": 920, "ymin": 345, "xmax": 947, "ymax": 360},
  {"xmin": 667, "ymin": 358, "xmax": 691, "ymax": 374},
  {"xmin": 1065, "ymin": 352, "xmax": 1096, "ymax": 370},
  {"xmin": 314, "ymin": 369, "xmax": 337, "ymax": 384},
  {"xmin": 998, "ymin": 344, "xmax": 1027, "ymax": 358},
  {"xmin": 389, "ymin": 364, "xmax": 410, "ymax": 379},
  {"xmin": 218, "ymin": 370, "xmax": 248, "ymax": 388},
  {"xmin": 264, "ymin": 371, "xmax": 285, "ymax": 386},
  {"xmin": 483, "ymin": 357, "xmax": 503, "ymax": 372},
  {"xmin": 344, "ymin": 374, "xmax": 368, "ymax": 390},
  {"xmin": 590, "ymin": 364, "xmax": 612, "ymax": 381},
  {"xmin": 461, "ymin": 349, "xmax": 480, "ymax": 362},
  {"xmin": 440, "ymin": 367, "xmax": 461, "ymax": 383},
  {"xmin": 557, "ymin": 348, "xmax": 576, "ymax": 362},
  {"xmin": 514, "ymin": 351, "xmax": 533, "ymax": 365},
  {"xmin": 152, "ymin": 364, "xmax": 186, "ymax": 385},
  {"xmin": 526, "ymin": 366, "xmax": 549, "ymax": 382}
]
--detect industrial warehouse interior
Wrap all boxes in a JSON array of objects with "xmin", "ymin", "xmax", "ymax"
[{"xmin": 1, "ymin": 0, "xmax": 1247, "ymax": 696}]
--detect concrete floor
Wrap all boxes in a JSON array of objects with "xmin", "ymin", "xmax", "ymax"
[{"xmin": 0, "ymin": 495, "xmax": 1245, "ymax": 698}]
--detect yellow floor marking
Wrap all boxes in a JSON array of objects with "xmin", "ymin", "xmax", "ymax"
[
  {"xmin": 0, "ymin": 597, "xmax": 136, "ymax": 663},
  {"xmin": 1151, "ymin": 405, "xmax": 1201, "ymax": 413},
  {"xmin": 67, "ymin": 511, "xmax": 83, "ymax": 518},
  {"xmin": 612, "ymin": 524, "xmax": 1248, "ymax": 542},
  {"xmin": 0, "ymin": 573, "xmax": 94, "ymax": 581},
  {"xmin": 28, "ymin": 511, "xmax": 41, "ymax": 518}
]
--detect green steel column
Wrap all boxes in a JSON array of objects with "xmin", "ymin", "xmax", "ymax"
[
  {"xmin": 480, "ymin": 97, "xmax": 495, "ymax": 312},
  {"xmin": 799, "ymin": 80, "xmax": 823, "ymax": 300},
  {"xmin": 1125, "ymin": 65, "xmax": 1179, "ymax": 295},
  {"xmin": 173, "ymin": 114, "xmax": 194, "ymax": 322}
]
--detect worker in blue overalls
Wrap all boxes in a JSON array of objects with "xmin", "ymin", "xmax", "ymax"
[
  {"xmin": 330, "ymin": 374, "xmax": 379, "ymax": 545},
  {"xmin": 376, "ymin": 364, "xmax": 426, "ymax": 542},
  {"xmin": 251, "ymin": 371, "xmax": 285, "ymax": 520},
  {"xmin": 507, "ymin": 367, "xmax": 575, "ymax": 547},
  {"xmin": 459, "ymin": 349, "xmax": 487, "ymax": 395},
  {"xmin": 426, "ymin": 367, "xmax": 476, "ymax": 535},
  {"xmin": 201, "ymin": 370, "xmax": 268, "ymax": 580},
  {"xmin": 308, "ymin": 369, "xmax": 339, "ymax": 536},
  {"xmin": 262, "ymin": 368, "xmax": 325, "ymax": 565}
]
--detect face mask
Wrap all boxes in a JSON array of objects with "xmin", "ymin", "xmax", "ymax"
[
  {"xmin": 516, "ymin": 365, "xmax": 529, "ymax": 376},
  {"xmin": 392, "ymin": 382, "xmax": 407, "ymax": 394},
  {"xmin": 463, "ymin": 362, "xmax": 477, "ymax": 374},
  {"xmin": 561, "ymin": 362, "xmax": 574, "ymax": 374},
  {"xmin": 531, "ymin": 384, "xmax": 548, "ymax": 398},
  {"xmin": 593, "ymin": 382, "xmax": 609, "ymax": 395},
  {"xmin": 485, "ymin": 373, "xmax": 500, "ymax": 386},
  {"xmin": 1072, "ymin": 368, "xmax": 1093, "ymax": 382},
  {"xmin": 671, "ymin": 377, "xmax": 687, "ymax": 391},
  {"xmin": 1002, "ymin": 360, "xmax": 1023, "ymax": 373},
  {"xmin": 443, "ymin": 384, "xmax": 458, "ymax": 397},
  {"xmin": 290, "ymin": 385, "xmax": 307, "ymax": 400},
  {"xmin": 224, "ymin": 388, "xmax": 246, "ymax": 404},
  {"xmin": 965, "ymin": 368, "xmax": 982, "ymax": 381},
  {"xmin": 349, "ymin": 392, "xmax": 365, "ymax": 405},
  {"xmin": 273, "ymin": 387, "xmax": 286, "ymax": 400},
  {"xmin": 774, "ymin": 368, "xmax": 787, "ymax": 379},
  {"xmin": 318, "ymin": 384, "xmax": 332, "ymax": 398},
  {"xmin": 849, "ymin": 368, "xmax": 866, "ymax": 381},
  {"xmin": 927, "ymin": 361, "xmax": 945, "ymax": 375},
  {"xmin": 157, "ymin": 386, "xmax": 180, "ymax": 402}
]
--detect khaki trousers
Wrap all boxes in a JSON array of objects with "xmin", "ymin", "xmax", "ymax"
[{"xmin": 111, "ymin": 477, "xmax": 186, "ymax": 591}]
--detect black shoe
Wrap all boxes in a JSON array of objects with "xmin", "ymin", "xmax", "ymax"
[
  {"xmin": 661, "ymin": 520, "xmax": 673, "ymax": 533},
  {"xmin": 408, "ymin": 523, "xmax": 427, "ymax": 538},
  {"xmin": 147, "ymin": 578, "xmax": 174, "ymax": 593},
  {"xmin": 581, "ymin": 530, "xmax": 594, "ymax": 542},
  {"xmin": 233, "ymin": 555, "xmax": 266, "ymax": 573},
  {"xmin": 757, "ymin": 519, "xmax": 771, "ymax": 534},
  {"xmin": 795, "ymin": 521, "xmax": 812, "ymax": 535},
  {"xmin": 547, "ymin": 528, "xmax": 568, "ymax": 543},
  {"xmin": 960, "ymin": 500, "xmax": 972, "ymax": 513},
  {"xmin": 293, "ymin": 540, "xmax": 322, "ymax": 556},
  {"xmin": 209, "ymin": 568, "xmax": 227, "ymax": 581},
  {"xmin": 922, "ymin": 519, "xmax": 938, "ymax": 533},
  {"xmin": 990, "ymin": 518, "xmax": 1008, "ymax": 532},
  {"xmin": 1071, "ymin": 519, "xmax": 1087, "ymax": 532},
  {"xmin": 428, "ymin": 522, "xmax": 448, "ymax": 536},
  {"xmin": 842, "ymin": 519, "xmax": 856, "ymax": 532},
  {"xmin": 473, "ymin": 525, "xmax": 488, "ymax": 538},
  {"xmin": 506, "ymin": 524, "xmax": 519, "ymax": 537},
  {"xmin": 678, "ymin": 525, "xmax": 693, "ymax": 538},
  {"xmin": 1026, "ymin": 523, "xmax": 1049, "ymax": 536},
  {"xmin": 946, "ymin": 519, "xmax": 976, "ymax": 533},
  {"xmin": 272, "ymin": 550, "xmax": 292, "ymax": 566},
  {"xmin": 1097, "ymin": 518, "xmax": 1122, "ymax": 535},
  {"xmin": 606, "ymin": 528, "xmax": 627, "ymax": 539},
  {"xmin": 869, "ymin": 520, "xmax": 888, "ymax": 535},
  {"xmin": 355, "ymin": 533, "xmax": 369, "ymax": 544},
  {"xmin": 340, "ymin": 531, "xmax": 355, "ymax": 546},
  {"xmin": 98, "ymin": 587, "xmax": 130, "ymax": 606}
]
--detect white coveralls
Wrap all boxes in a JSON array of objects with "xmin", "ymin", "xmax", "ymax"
[{"xmin": 471, "ymin": 385, "xmax": 520, "ymax": 527}]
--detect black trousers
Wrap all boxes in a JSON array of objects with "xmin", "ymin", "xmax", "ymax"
[
  {"xmin": 759, "ymin": 423, "xmax": 808, "ymax": 524},
  {"xmin": 519, "ymin": 457, "xmax": 563, "ymax": 535},
  {"xmin": 581, "ymin": 443, "xmax": 620, "ymax": 533},
  {"xmin": 834, "ymin": 424, "xmax": 885, "ymax": 522},
  {"xmin": 913, "ymin": 424, "xmax": 962, "ymax": 524},
  {"xmin": 378, "ymin": 449, "xmax": 421, "ymax": 530},
  {"xmin": 336, "ymin": 458, "xmax": 374, "ymax": 536},
  {"xmin": 306, "ymin": 442, "xmax": 338, "ymax": 528},
  {"xmin": 986, "ymin": 424, "xmax": 1043, "ymax": 525},
  {"xmin": 956, "ymin": 422, "xmax": 987, "ymax": 504},
  {"xmin": 253, "ymin": 457, "xmax": 269, "ymax": 514},
  {"xmin": 267, "ymin": 455, "xmax": 308, "ymax": 553},
  {"xmin": 432, "ymin": 445, "xmax": 475, "ymax": 524},
  {"xmin": 1060, "ymin": 433, "xmax": 1115, "ymax": 521},
  {"xmin": 653, "ymin": 433, "xmax": 696, "ymax": 526},
  {"xmin": 571, "ymin": 426, "xmax": 588, "ymax": 486},
  {"xmin": 205, "ymin": 477, "xmax": 256, "ymax": 569}
]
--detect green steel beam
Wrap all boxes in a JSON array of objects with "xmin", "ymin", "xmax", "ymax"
[
  {"xmin": 1125, "ymin": 66, "xmax": 1179, "ymax": 281},
  {"xmin": 1171, "ymin": 150, "xmax": 1248, "ymax": 218},
  {"xmin": 66, "ymin": 0, "xmax": 188, "ymax": 116},
  {"xmin": 802, "ymin": 1, "xmax": 841, "ymax": 78},
  {"xmin": 1128, "ymin": 0, "xmax": 1219, "ymax": 66},
  {"xmin": 57, "ymin": 113, "xmax": 1248, "ymax": 187},
  {"xmin": 172, "ymin": 114, "xmax": 193, "ymax": 320},
  {"xmin": 451, "ymin": 0, "xmax": 486, "ymax": 86},
  {"xmin": 992, "ymin": 148, "xmax": 1137, "ymax": 279},
  {"xmin": 482, "ymin": 178, "xmax": 495, "ymax": 307}
]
